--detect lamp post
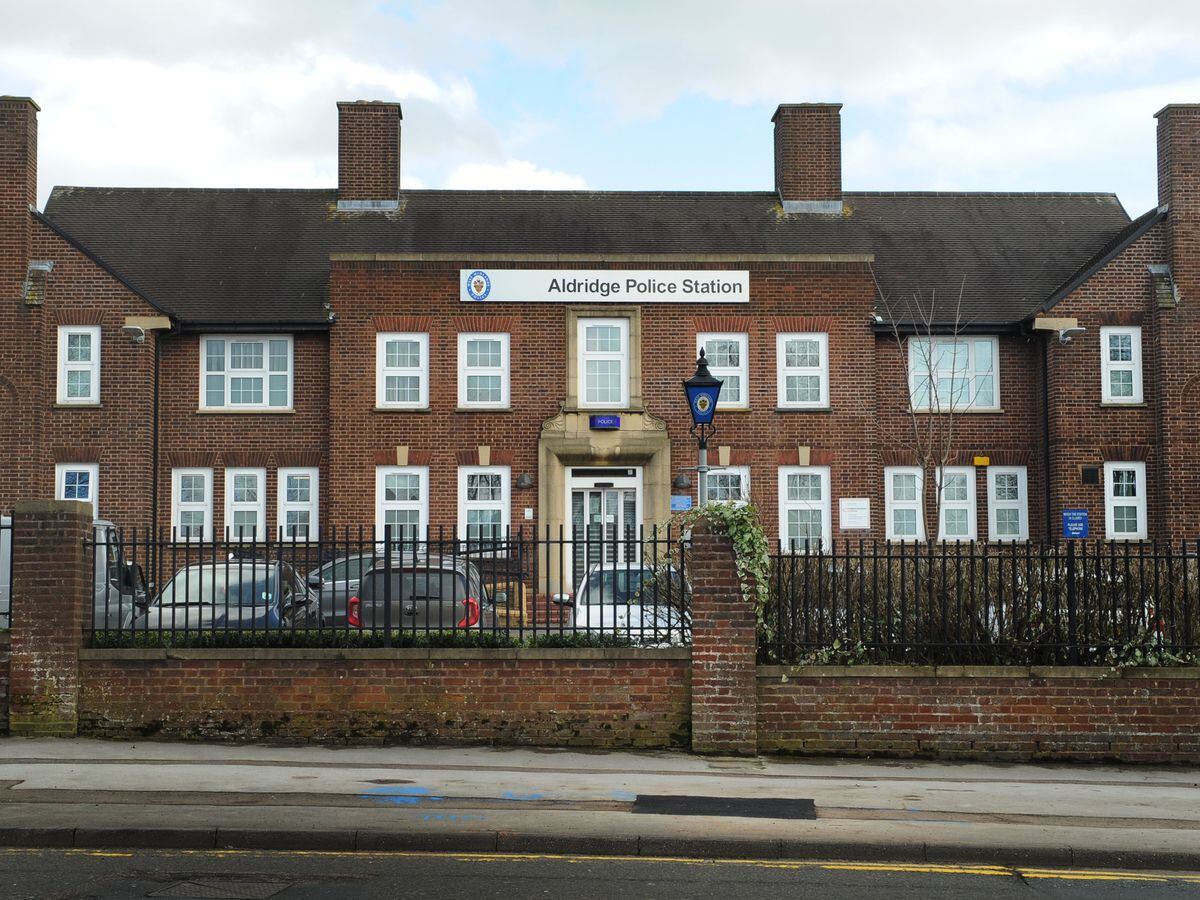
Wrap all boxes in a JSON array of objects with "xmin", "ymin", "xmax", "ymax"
[{"xmin": 683, "ymin": 349, "xmax": 722, "ymax": 508}]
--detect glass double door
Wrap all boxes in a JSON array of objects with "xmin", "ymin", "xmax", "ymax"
[{"xmin": 570, "ymin": 483, "xmax": 638, "ymax": 588}]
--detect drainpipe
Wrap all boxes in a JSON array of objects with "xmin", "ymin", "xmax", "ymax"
[
  {"xmin": 150, "ymin": 332, "xmax": 160, "ymax": 536},
  {"xmin": 1041, "ymin": 335, "xmax": 1053, "ymax": 542}
]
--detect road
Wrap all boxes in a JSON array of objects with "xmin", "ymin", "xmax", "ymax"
[{"xmin": 0, "ymin": 848, "xmax": 1198, "ymax": 899}]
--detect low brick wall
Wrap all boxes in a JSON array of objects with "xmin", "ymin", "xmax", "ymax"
[
  {"xmin": 78, "ymin": 647, "xmax": 690, "ymax": 747},
  {"xmin": 0, "ymin": 631, "xmax": 10, "ymax": 734},
  {"xmin": 758, "ymin": 665, "xmax": 1200, "ymax": 762}
]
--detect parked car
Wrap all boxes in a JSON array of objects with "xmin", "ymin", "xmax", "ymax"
[
  {"xmin": 307, "ymin": 552, "xmax": 378, "ymax": 626},
  {"xmin": 130, "ymin": 558, "xmax": 321, "ymax": 631},
  {"xmin": 348, "ymin": 555, "xmax": 499, "ymax": 631},
  {"xmin": 0, "ymin": 518, "xmax": 148, "ymax": 630},
  {"xmin": 552, "ymin": 564, "xmax": 690, "ymax": 645}
]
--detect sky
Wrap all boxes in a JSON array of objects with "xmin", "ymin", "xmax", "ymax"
[{"xmin": 4, "ymin": 1, "xmax": 1200, "ymax": 215}]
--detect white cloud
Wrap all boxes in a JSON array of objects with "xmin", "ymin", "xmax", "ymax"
[{"xmin": 445, "ymin": 160, "xmax": 587, "ymax": 190}]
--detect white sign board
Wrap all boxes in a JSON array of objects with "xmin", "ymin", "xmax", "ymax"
[
  {"xmin": 461, "ymin": 269, "xmax": 749, "ymax": 303},
  {"xmin": 839, "ymin": 498, "xmax": 871, "ymax": 531}
]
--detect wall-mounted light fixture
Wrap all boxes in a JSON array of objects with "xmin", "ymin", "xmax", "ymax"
[
  {"xmin": 672, "ymin": 473, "xmax": 692, "ymax": 490},
  {"xmin": 515, "ymin": 473, "xmax": 535, "ymax": 490}
]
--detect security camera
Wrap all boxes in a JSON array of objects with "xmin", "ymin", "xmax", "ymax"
[
  {"xmin": 1057, "ymin": 326, "xmax": 1086, "ymax": 345},
  {"xmin": 121, "ymin": 324, "xmax": 146, "ymax": 344}
]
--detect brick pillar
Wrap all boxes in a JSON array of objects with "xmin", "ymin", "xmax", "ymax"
[
  {"xmin": 9, "ymin": 500, "xmax": 91, "ymax": 736},
  {"xmin": 689, "ymin": 521, "xmax": 758, "ymax": 754}
]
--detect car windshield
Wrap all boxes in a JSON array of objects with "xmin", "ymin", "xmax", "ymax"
[
  {"xmin": 361, "ymin": 570, "xmax": 472, "ymax": 603},
  {"xmin": 580, "ymin": 569, "xmax": 657, "ymax": 606},
  {"xmin": 156, "ymin": 565, "xmax": 276, "ymax": 607}
]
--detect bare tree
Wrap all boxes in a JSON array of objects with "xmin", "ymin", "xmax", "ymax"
[{"xmin": 875, "ymin": 276, "xmax": 990, "ymax": 543}]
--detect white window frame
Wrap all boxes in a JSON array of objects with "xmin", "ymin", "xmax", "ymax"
[
  {"xmin": 223, "ymin": 467, "xmax": 266, "ymax": 540},
  {"xmin": 55, "ymin": 462, "xmax": 99, "ymax": 517},
  {"xmin": 376, "ymin": 332, "xmax": 429, "ymax": 410},
  {"xmin": 1100, "ymin": 326, "xmax": 1143, "ymax": 404},
  {"xmin": 778, "ymin": 466, "xmax": 832, "ymax": 550},
  {"xmin": 172, "ymin": 467, "xmax": 213, "ymax": 542},
  {"xmin": 706, "ymin": 465, "xmax": 751, "ymax": 507},
  {"xmin": 1104, "ymin": 461, "xmax": 1147, "ymax": 540},
  {"xmin": 986, "ymin": 466, "xmax": 1029, "ymax": 542},
  {"xmin": 277, "ymin": 467, "xmax": 320, "ymax": 541},
  {"xmin": 457, "ymin": 333, "xmax": 510, "ymax": 409},
  {"xmin": 697, "ymin": 332, "xmax": 749, "ymax": 410},
  {"xmin": 776, "ymin": 332, "xmax": 829, "ymax": 410},
  {"xmin": 57, "ymin": 325, "xmax": 101, "ymax": 405},
  {"xmin": 578, "ymin": 317, "xmax": 630, "ymax": 409},
  {"xmin": 457, "ymin": 465, "xmax": 511, "ymax": 550},
  {"xmin": 936, "ymin": 466, "xmax": 978, "ymax": 541},
  {"xmin": 908, "ymin": 336, "xmax": 1000, "ymax": 412},
  {"xmin": 200, "ymin": 335, "xmax": 293, "ymax": 411},
  {"xmin": 375, "ymin": 465, "xmax": 430, "ymax": 542},
  {"xmin": 884, "ymin": 466, "xmax": 925, "ymax": 542}
]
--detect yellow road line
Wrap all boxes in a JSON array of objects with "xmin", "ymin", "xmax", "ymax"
[{"xmin": 0, "ymin": 847, "xmax": 1197, "ymax": 883}]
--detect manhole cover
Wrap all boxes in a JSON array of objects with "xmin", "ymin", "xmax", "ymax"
[{"xmin": 148, "ymin": 880, "xmax": 291, "ymax": 899}]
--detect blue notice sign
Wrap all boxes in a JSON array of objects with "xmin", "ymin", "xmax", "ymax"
[
  {"xmin": 670, "ymin": 495, "xmax": 694, "ymax": 512},
  {"xmin": 1062, "ymin": 509, "xmax": 1089, "ymax": 539},
  {"xmin": 589, "ymin": 414, "xmax": 621, "ymax": 430}
]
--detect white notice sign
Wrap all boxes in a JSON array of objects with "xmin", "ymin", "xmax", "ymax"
[
  {"xmin": 839, "ymin": 498, "xmax": 871, "ymax": 531},
  {"xmin": 461, "ymin": 269, "xmax": 749, "ymax": 303}
]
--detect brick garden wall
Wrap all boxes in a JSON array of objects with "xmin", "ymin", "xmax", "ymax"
[
  {"xmin": 77, "ymin": 648, "xmax": 690, "ymax": 747},
  {"xmin": 757, "ymin": 666, "xmax": 1200, "ymax": 762}
]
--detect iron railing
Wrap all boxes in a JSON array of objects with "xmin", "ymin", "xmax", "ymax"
[
  {"xmin": 84, "ymin": 525, "xmax": 689, "ymax": 648},
  {"xmin": 764, "ymin": 540, "xmax": 1200, "ymax": 666}
]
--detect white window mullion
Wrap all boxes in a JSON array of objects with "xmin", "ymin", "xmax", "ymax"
[
  {"xmin": 457, "ymin": 466, "xmax": 511, "ymax": 552},
  {"xmin": 578, "ymin": 318, "xmax": 629, "ymax": 409},
  {"xmin": 776, "ymin": 333, "xmax": 829, "ymax": 409},
  {"xmin": 885, "ymin": 466, "xmax": 925, "ymax": 541},
  {"xmin": 1100, "ymin": 326, "xmax": 1143, "ymax": 404},
  {"xmin": 57, "ymin": 326, "xmax": 101, "ymax": 405},
  {"xmin": 376, "ymin": 333, "xmax": 429, "ymax": 409},
  {"xmin": 172, "ymin": 468, "xmax": 213, "ymax": 541},
  {"xmin": 1104, "ymin": 461, "xmax": 1147, "ymax": 540},
  {"xmin": 224, "ymin": 467, "xmax": 266, "ymax": 540},
  {"xmin": 936, "ymin": 466, "xmax": 977, "ymax": 541},
  {"xmin": 55, "ymin": 462, "xmax": 99, "ymax": 517},
  {"xmin": 698, "ymin": 333, "xmax": 748, "ymax": 409},
  {"xmin": 987, "ymin": 466, "xmax": 1028, "ymax": 542},
  {"xmin": 909, "ymin": 337, "xmax": 999, "ymax": 412},
  {"xmin": 201, "ymin": 336, "xmax": 292, "ymax": 410},
  {"xmin": 278, "ymin": 468, "xmax": 320, "ymax": 541},
  {"xmin": 706, "ymin": 466, "xmax": 750, "ymax": 506},
  {"xmin": 457, "ymin": 333, "xmax": 510, "ymax": 409},
  {"xmin": 375, "ymin": 466, "xmax": 429, "ymax": 543},
  {"xmin": 778, "ymin": 466, "xmax": 831, "ymax": 550}
]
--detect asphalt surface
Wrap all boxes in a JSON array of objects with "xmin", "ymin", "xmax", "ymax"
[{"xmin": 0, "ymin": 848, "xmax": 1198, "ymax": 899}]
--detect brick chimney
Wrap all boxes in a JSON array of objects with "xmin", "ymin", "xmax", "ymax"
[
  {"xmin": 337, "ymin": 100, "xmax": 402, "ymax": 209},
  {"xmin": 0, "ymin": 96, "xmax": 38, "ymax": 299},
  {"xmin": 772, "ymin": 103, "xmax": 842, "ymax": 214},
  {"xmin": 1153, "ymin": 103, "xmax": 1200, "ymax": 538}
]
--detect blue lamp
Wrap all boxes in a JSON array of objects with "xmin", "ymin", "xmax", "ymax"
[{"xmin": 683, "ymin": 349, "xmax": 722, "ymax": 507}]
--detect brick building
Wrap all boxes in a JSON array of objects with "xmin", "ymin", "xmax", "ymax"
[{"xmin": 2, "ymin": 95, "xmax": 1198, "ymax": 570}]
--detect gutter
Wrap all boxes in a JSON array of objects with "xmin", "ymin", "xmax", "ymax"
[{"xmin": 176, "ymin": 320, "xmax": 331, "ymax": 334}]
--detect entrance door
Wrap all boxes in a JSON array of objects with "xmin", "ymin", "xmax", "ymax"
[{"xmin": 567, "ymin": 468, "xmax": 641, "ymax": 589}]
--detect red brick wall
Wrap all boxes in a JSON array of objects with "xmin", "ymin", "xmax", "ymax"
[
  {"xmin": 9, "ymin": 501, "xmax": 91, "ymax": 736},
  {"xmin": 0, "ymin": 97, "xmax": 36, "ymax": 302},
  {"xmin": 1048, "ymin": 225, "xmax": 1166, "ymax": 539},
  {"xmin": 690, "ymin": 522, "xmax": 757, "ymax": 753},
  {"xmin": 337, "ymin": 101, "xmax": 401, "ymax": 202},
  {"xmin": 758, "ymin": 667, "xmax": 1200, "ymax": 762},
  {"xmin": 327, "ymin": 258, "xmax": 878, "ymax": 538},
  {"xmin": 78, "ymin": 650, "xmax": 690, "ymax": 747},
  {"xmin": 155, "ymin": 332, "xmax": 330, "ymax": 535},
  {"xmin": 773, "ymin": 104, "xmax": 841, "ymax": 202}
]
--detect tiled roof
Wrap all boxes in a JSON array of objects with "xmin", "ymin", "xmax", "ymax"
[{"xmin": 42, "ymin": 186, "xmax": 1131, "ymax": 327}]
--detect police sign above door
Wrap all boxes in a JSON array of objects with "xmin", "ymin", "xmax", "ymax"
[{"xmin": 460, "ymin": 269, "xmax": 750, "ymax": 303}]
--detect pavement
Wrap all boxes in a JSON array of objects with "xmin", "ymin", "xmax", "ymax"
[{"xmin": 0, "ymin": 738, "xmax": 1196, "ymax": 872}]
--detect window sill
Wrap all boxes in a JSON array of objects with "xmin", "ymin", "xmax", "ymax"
[
  {"xmin": 374, "ymin": 406, "xmax": 431, "ymax": 413},
  {"xmin": 197, "ymin": 407, "xmax": 294, "ymax": 415},
  {"xmin": 455, "ymin": 406, "xmax": 512, "ymax": 413},
  {"xmin": 775, "ymin": 405, "xmax": 832, "ymax": 413},
  {"xmin": 53, "ymin": 402, "xmax": 101, "ymax": 409},
  {"xmin": 908, "ymin": 408, "xmax": 1004, "ymax": 415},
  {"xmin": 1100, "ymin": 401, "xmax": 1147, "ymax": 408},
  {"xmin": 715, "ymin": 406, "xmax": 751, "ymax": 413}
]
